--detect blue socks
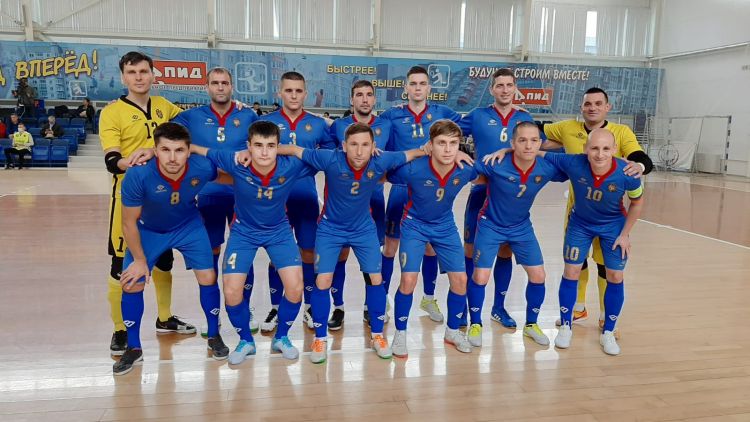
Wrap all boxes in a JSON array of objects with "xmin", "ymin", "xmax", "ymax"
[
  {"xmin": 268, "ymin": 265, "xmax": 283, "ymax": 306},
  {"xmin": 602, "ymin": 281, "xmax": 624, "ymax": 332},
  {"xmin": 199, "ymin": 284, "xmax": 221, "ymax": 338},
  {"xmin": 311, "ymin": 286, "xmax": 331, "ymax": 338},
  {"xmin": 276, "ymin": 295, "xmax": 301, "ymax": 339},
  {"xmin": 121, "ymin": 290, "xmax": 144, "ymax": 349},
  {"xmin": 525, "ymin": 282, "xmax": 545, "ymax": 325},
  {"xmin": 464, "ymin": 256, "xmax": 474, "ymax": 280},
  {"xmin": 393, "ymin": 289, "xmax": 412, "ymax": 331},
  {"xmin": 243, "ymin": 265, "xmax": 254, "ymax": 306},
  {"xmin": 302, "ymin": 263, "xmax": 315, "ymax": 306},
  {"xmin": 381, "ymin": 255, "xmax": 395, "ymax": 296},
  {"xmin": 226, "ymin": 301, "xmax": 254, "ymax": 342},
  {"xmin": 492, "ymin": 257, "xmax": 513, "ymax": 310},
  {"xmin": 331, "ymin": 260, "xmax": 346, "ymax": 307},
  {"xmin": 422, "ymin": 254, "xmax": 438, "ymax": 296},
  {"xmin": 446, "ymin": 290, "xmax": 466, "ymax": 330},
  {"xmin": 365, "ymin": 284, "xmax": 386, "ymax": 333},
  {"xmin": 467, "ymin": 279, "xmax": 485, "ymax": 325},
  {"xmin": 558, "ymin": 277, "xmax": 578, "ymax": 326}
]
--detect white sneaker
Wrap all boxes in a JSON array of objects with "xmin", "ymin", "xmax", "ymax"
[
  {"xmin": 600, "ymin": 330, "xmax": 620, "ymax": 356},
  {"xmin": 444, "ymin": 328, "xmax": 472, "ymax": 353},
  {"xmin": 303, "ymin": 307, "xmax": 314, "ymax": 330},
  {"xmin": 555, "ymin": 324, "xmax": 573, "ymax": 349},
  {"xmin": 249, "ymin": 307, "xmax": 259, "ymax": 333},
  {"xmin": 371, "ymin": 334, "xmax": 392, "ymax": 359},
  {"xmin": 310, "ymin": 338, "xmax": 327, "ymax": 364},
  {"xmin": 523, "ymin": 323, "xmax": 550, "ymax": 346},
  {"xmin": 467, "ymin": 323, "xmax": 482, "ymax": 347},
  {"xmin": 392, "ymin": 330, "xmax": 408, "ymax": 358},
  {"xmin": 228, "ymin": 340, "xmax": 256, "ymax": 365},
  {"xmin": 419, "ymin": 297, "xmax": 444, "ymax": 322},
  {"xmin": 260, "ymin": 308, "xmax": 278, "ymax": 332}
]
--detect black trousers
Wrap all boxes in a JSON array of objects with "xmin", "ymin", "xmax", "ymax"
[{"xmin": 5, "ymin": 147, "xmax": 30, "ymax": 168}]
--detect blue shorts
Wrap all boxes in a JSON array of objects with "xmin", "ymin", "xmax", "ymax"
[
  {"xmin": 222, "ymin": 222, "xmax": 302, "ymax": 274},
  {"xmin": 385, "ymin": 185, "xmax": 408, "ymax": 239},
  {"xmin": 399, "ymin": 217, "xmax": 465, "ymax": 273},
  {"xmin": 463, "ymin": 184, "xmax": 486, "ymax": 244},
  {"xmin": 563, "ymin": 215, "xmax": 627, "ymax": 270},
  {"xmin": 315, "ymin": 220, "xmax": 381, "ymax": 274},
  {"xmin": 371, "ymin": 184, "xmax": 386, "ymax": 246},
  {"xmin": 197, "ymin": 194, "xmax": 234, "ymax": 249},
  {"xmin": 123, "ymin": 217, "xmax": 213, "ymax": 282},
  {"xmin": 473, "ymin": 217, "xmax": 543, "ymax": 268},
  {"xmin": 287, "ymin": 177, "xmax": 319, "ymax": 250}
]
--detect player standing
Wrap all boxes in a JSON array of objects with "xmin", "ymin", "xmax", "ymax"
[{"xmin": 99, "ymin": 52, "xmax": 192, "ymax": 356}]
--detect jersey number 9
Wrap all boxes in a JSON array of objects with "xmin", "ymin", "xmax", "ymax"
[{"xmin": 436, "ymin": 188, "xmax": 445, "ymax": 201}]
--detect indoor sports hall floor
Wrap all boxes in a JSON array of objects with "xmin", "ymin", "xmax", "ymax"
[{"xmin": 1, "ymin": 169, "xmax": 750, "ymax": 422}]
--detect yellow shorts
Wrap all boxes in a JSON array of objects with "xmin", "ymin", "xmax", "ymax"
[
  {"xmin": 108, "ymin": 174, "xmax": 126, "ymax": 258},
  {"xmin": 564, "ymin": 188, "xmax": 604, "ymax": 265}
]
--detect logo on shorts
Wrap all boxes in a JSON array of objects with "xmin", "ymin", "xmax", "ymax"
[
  {"xmin": 535, "ymin": 175, "xmax": 543, "ymax": 184},
  {"xmin": 305, "ymin": 285, "xmax": 313, "ymax": 292},
  {"xmin": 456, "ymin": 312, "xmax": 464, "ymax": 318},
  {"xmin": 453, "ymin": 178, "xmax": 460, "ymax": 185},
  {"xmin": 210, "ymin": 308, "xmax": 220, "ymax": 315},
  {"xmin": 608, "ymin": 183, "xmax": 617, "ymax": 192},
  {"xmin": 156, "ymin": 184, "xmax": 167, "ymax": 193},
  {"xmin": 367, "ymin": 170, "xmax": 375, "ymax": 179},
  {"xmin": 123, "ymin": 320, "xmax": 135, "ymax": 328},
  {"xmin": 156, "ymin": 109, "xmax": 163, "ymax": 119},
  {"xmin": 233, "ymin": 118, "xmax": 241, "ymax": 127},
  {"xmin": 278, "ymin": 176, "xmax": 286, "ymax": 184},
  {"xmin": 191, "ymin": 177, "xmax": 200, "ymax": 187},
  {"xmin": 377, "ymin": 315, "xmax": 386, "ymax": 321},
  {"xmin": 305, "ymin": 123, "xmax": 312, "ymax": 132}
]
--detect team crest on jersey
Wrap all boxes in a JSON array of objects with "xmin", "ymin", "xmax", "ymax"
[
  {"xmin": 453, "ymin": 178, "xmax": 460, "ymax": 186},
  {"xmin": 156, "ymin": 109, "xmax": 163, "ymax": 119},
  {"xmin": 488, "ymin": 119, "xmax": 497, "ymax": 126},
  {"xmin": 608, "ymin": 183, "xmax": 617, "ymax": 192},
  {"xmin": 577, "ymin": 132, "xmax": 585, "ymax": 139},
  {"xmin": 156, "ymin": 184, "xmax": 167, "ymax": 193},
  {"xmin": 278, "ymin": 176, "xmax": 286, "ymax": 184},
  {"xmin": 426, "ymin": 113, "xmax": 432, "ymax": 121},
  {"xmin": 233, "ymin": 118, "xmax": 240, "ymax": 127},
  {"xmin": 191, "ymin": 177, "xmax": 200, "ymax": 187},
  {"xmin": 367, "ymin": 170, "xmax": 375, "ymax": 179},
  {"xmin": 304, "ymin": 123, "xmax": 312, "ymax": 132},
  {"xmin": 374, "ymin": 128, "xmax": 382, "ymax": 136},
  {"xmin": 535, "ymin": 175, "xmax": 543, "ymax": 184}
]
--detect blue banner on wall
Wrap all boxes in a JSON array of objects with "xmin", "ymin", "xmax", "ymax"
[{"xmin": 0, "ymin": 41, "xmax": 660, "ymax": 115}]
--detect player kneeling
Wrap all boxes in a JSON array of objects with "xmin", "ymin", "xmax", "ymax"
[
  {"xmin": 114, "ymin": 123, "xmax": 228, "ymax": 376},
  {"xmin": 386, "ymin": 120, "xmax": 477, "ymax": 357}
]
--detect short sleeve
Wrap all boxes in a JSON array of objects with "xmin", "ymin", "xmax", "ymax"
[
  {"xmin": 327, "ymin": 121, "xmax": 342, "ymax": 148},
  {"xmin": 386, "ymin": 162, "xmax": 410, "ymax": 185},
  {"xmin": 473, "ymin": 160, "xmax": 491, "ymax": 176},
  {"xmin": 171, "ymin": 110, "xmax": 189, "ymax": 127},
  {"xmin": 317, "ymin": 121, "xmax": 337, "ymax": 150},
  {"xmin": 617, "ymin": 125, "xmax": 643, "ymax": 158},
  {"xmin": 457, "ymin": 109, "xmax": 475, "ymax": 138},
  {"xmin": 624, "ymin": 175, "xmax": 643, "ymax": 199},
  {"xmin": 195, "ymin": 155, "xmax": 218, "ymax": 182},
  {"xmin": 441, "ymin": 105, "xmax": 462, "ymax": 123},
  {"xmin": 166, "ymin": 100, "xmax": 183, "ymax": 120},
  {"xmin": 543, "ymin": 121, "xmax": 565, "ymax": 143},
  {"xmin": 121, "ymin": 169, "xmax": 144, "ymax": 207},
  {"xmin": 382, "ymin": 151, "xmax": 407, "ymax": 171},
  {"xmin": 206, "ymin": 149, "xmax": 238, "ymax": 175},
  {"xmin": 541, "ymin": 151, "xmax": 575, "ymax": 174},
  {"xmin": 98, "ymin": 106, "xmax": 121, "ymax": 151},
  {"xmin": 300, "ymin": 148, "xmax": 335, "ymax": 171}
]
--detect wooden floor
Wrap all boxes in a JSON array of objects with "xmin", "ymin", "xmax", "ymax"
[{"xmin": 2, "ymin": 169, "xmax": 750, "ymax": 422}]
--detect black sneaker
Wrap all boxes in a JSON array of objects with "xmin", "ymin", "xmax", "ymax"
[
  {"xmin": 260, "ymin": 308, "xmax": 279, "ymax": 332},
  {"xmin": 155, "ymin": 315, "xmax": 197, "ymax": 334},
  {"xmin": 208, "ymin": 335, "xmax": 229, "ymax": 360},
  {"xmin": 110, "ymin": 330, "xmax": 127, "ymax": 356},
  {"xmin": 113, "ymin": 348, "xmax": 143, "ymax": 376},
  {"xmin": 363, "ymin": 309, "xmax": 370, "ymax": 323},
  {"xmin": 328, "ymin": 309, "xmax": 345, "ymax": 331}
]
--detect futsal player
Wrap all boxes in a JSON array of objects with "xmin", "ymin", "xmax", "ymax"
[
  {"xmin": 172, "ymin": 67, "xmax": 260, "ymax": 334},
  {"xmin": 258, "ymin": 71, "xmax": 334, "ymax": 332},
  {"xmin": 543, "ymin": 88, "xmax": 652, "ymax": 333},
  {"xmin": 541, "ymin": 129, "xmax": 643, "ymax": 355},
  {"xmin": 99, "ymin": 51, "xmax": 192, "ymax": 356},
  {"xmin": 326, "ymin": 80, "xmax": 392, "ymax": 329},
  {"xmin": 379, "ymin": 66, "xmax": 461, "ymax": 323},
  {"xmin": 190, "ymin": 121, "xmax": 316, "ymax": 363},
  {"xmin": 274, "ymin": 122, "xmax": 436, "ymax": 363},
  {"xmin": 387, "ymin": 120, "xmax": 477, "ymax": 357},
  {"xmin": 113, "ymin": 123, "xmax": 228, "ymax": 375},
  {"xmin": 458, "ymin": 67, "xmax": 539, "ymax": 328}
]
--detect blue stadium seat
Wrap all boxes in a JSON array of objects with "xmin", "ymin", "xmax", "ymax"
[
  {"xmin": 27, "ymin": 127, "xmax": 42, "ymax": 137},
  {"xmin": 69, "ymin": 117, "xmax": 86, "ymax": 128},
  {"xmin": 0, "ymin": 138, "xmax": 11, "ymax": 165},
  {"xmin": 62, "ymin": 135, "xmax": 78, "ymax": 155},
  {"xmin": 55, "ymin": 117, "xmax": 70, "ymax": 126},
  {"xmin": 37, "ymin": 116, "xmax": 49, "ymax": 126},
  {"xmin": 32, "ymin": 138, "xmax": 51, "ymax": 166},
  {"xmin": 22, "ymin": 117, "xmax": 38, "ymax": 128},
  {"xmin": 50, "ymin": 139, "xmax": 69, "ymax": 166}
]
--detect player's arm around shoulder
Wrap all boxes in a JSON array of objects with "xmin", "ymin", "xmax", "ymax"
[{"xmin": 277, "ymin": 144, "xmax": 305, "ymax": 159}]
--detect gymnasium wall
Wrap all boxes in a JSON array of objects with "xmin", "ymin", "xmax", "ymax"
[{"xmin": 654, "ymin": 0, "xmax": 750, "ymax": 177}]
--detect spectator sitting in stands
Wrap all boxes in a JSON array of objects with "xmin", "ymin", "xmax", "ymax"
[
  {"xmin": 5, "ymin": 123, "xmax": 34, "ymax": 170},
  {"xmin": 74, "ymin": 97, "xmax": 96, "ymax": 124},
  {"xmin": 41, "ymin": 115, "xmax": 64, "ymax": 139},
  {"xmin": 7, "ymin": 113, "xmax": 20, "ymax": 134}
]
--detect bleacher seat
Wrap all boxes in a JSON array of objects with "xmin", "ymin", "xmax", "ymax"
[
  {"xmin": 50, "ymin": 139, "xmax": 69, "ymax": 166},
  {"xmin": 62, "ymin": 135, "xmax": 78, "ymax": 155},
  {"xmin": 37, "ymin": 116, "xmax": 50, "ymax": 126},
  {"xmin": 32, "ymin": 139, "xmax": 51, "ymax": 166},
  {"xmin": 22, "ymin": 117, "xmax": 38, "ymax": 128},
  {"xmin": 69, "ymin": 117, "xmax": 86, "ymax": 128},
  {"xmin": 27, "ymin": 127, "xmax": 42, "ymax": 137},
  {"xmin": 55, "ymin": 117, "xmax": 70, "ymax": 126},
  {"xmin": 0, "ymin": 138, "xmax": 11, "ymax": 165}
]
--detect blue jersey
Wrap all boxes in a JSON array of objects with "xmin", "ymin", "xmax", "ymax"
[
  {"xmin": 476, "ymin": 156, "xmax": 568, "ymax": 228},
  {"xmin": 388, "ymin": 156, "xmax": 478, "ymax": 225},
  {"xmin": 121, "ymin": 155, "xmax": 217, "ymax": 233},
  {"xmin": 300, "ymin": 149, "xmax": 406, "ymax": 230},
  {"xmin": 172, "ymin": 103, "xmax": 258, "ymax": 197},
  {"xmin": 458, "ymin": 106, "xmax": 539, "ymax": 159},
  {"xmin": 543, "ymin": 153, "xmax": 643, "ymax": 225},
  {"xmin": 329, "ymin": 115, "xmax": 392, "ymax": 149},
  {"xmin": 205, "ymin": 149, "xmax": 316, "ymax": 231},
  {"xmin": 380, "ymin": 103, "xmax": 461, "ymax": 153},
  {"xmin": 260, "ymin": 109, "xmax": 334, "ymax": 149}
]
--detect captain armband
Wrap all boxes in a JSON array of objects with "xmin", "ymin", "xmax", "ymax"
[
  {"xmin": 626, "ymin": 185, "xmax": 643, "ymax": 200},
  {"xmin": 105, "ymin": 151, "xmax": 126, "ymax": 175}
]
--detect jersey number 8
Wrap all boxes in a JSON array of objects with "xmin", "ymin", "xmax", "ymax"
[{"xmin": 170, "ymin": 192, "xmax": 180, "ymax": 205}]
